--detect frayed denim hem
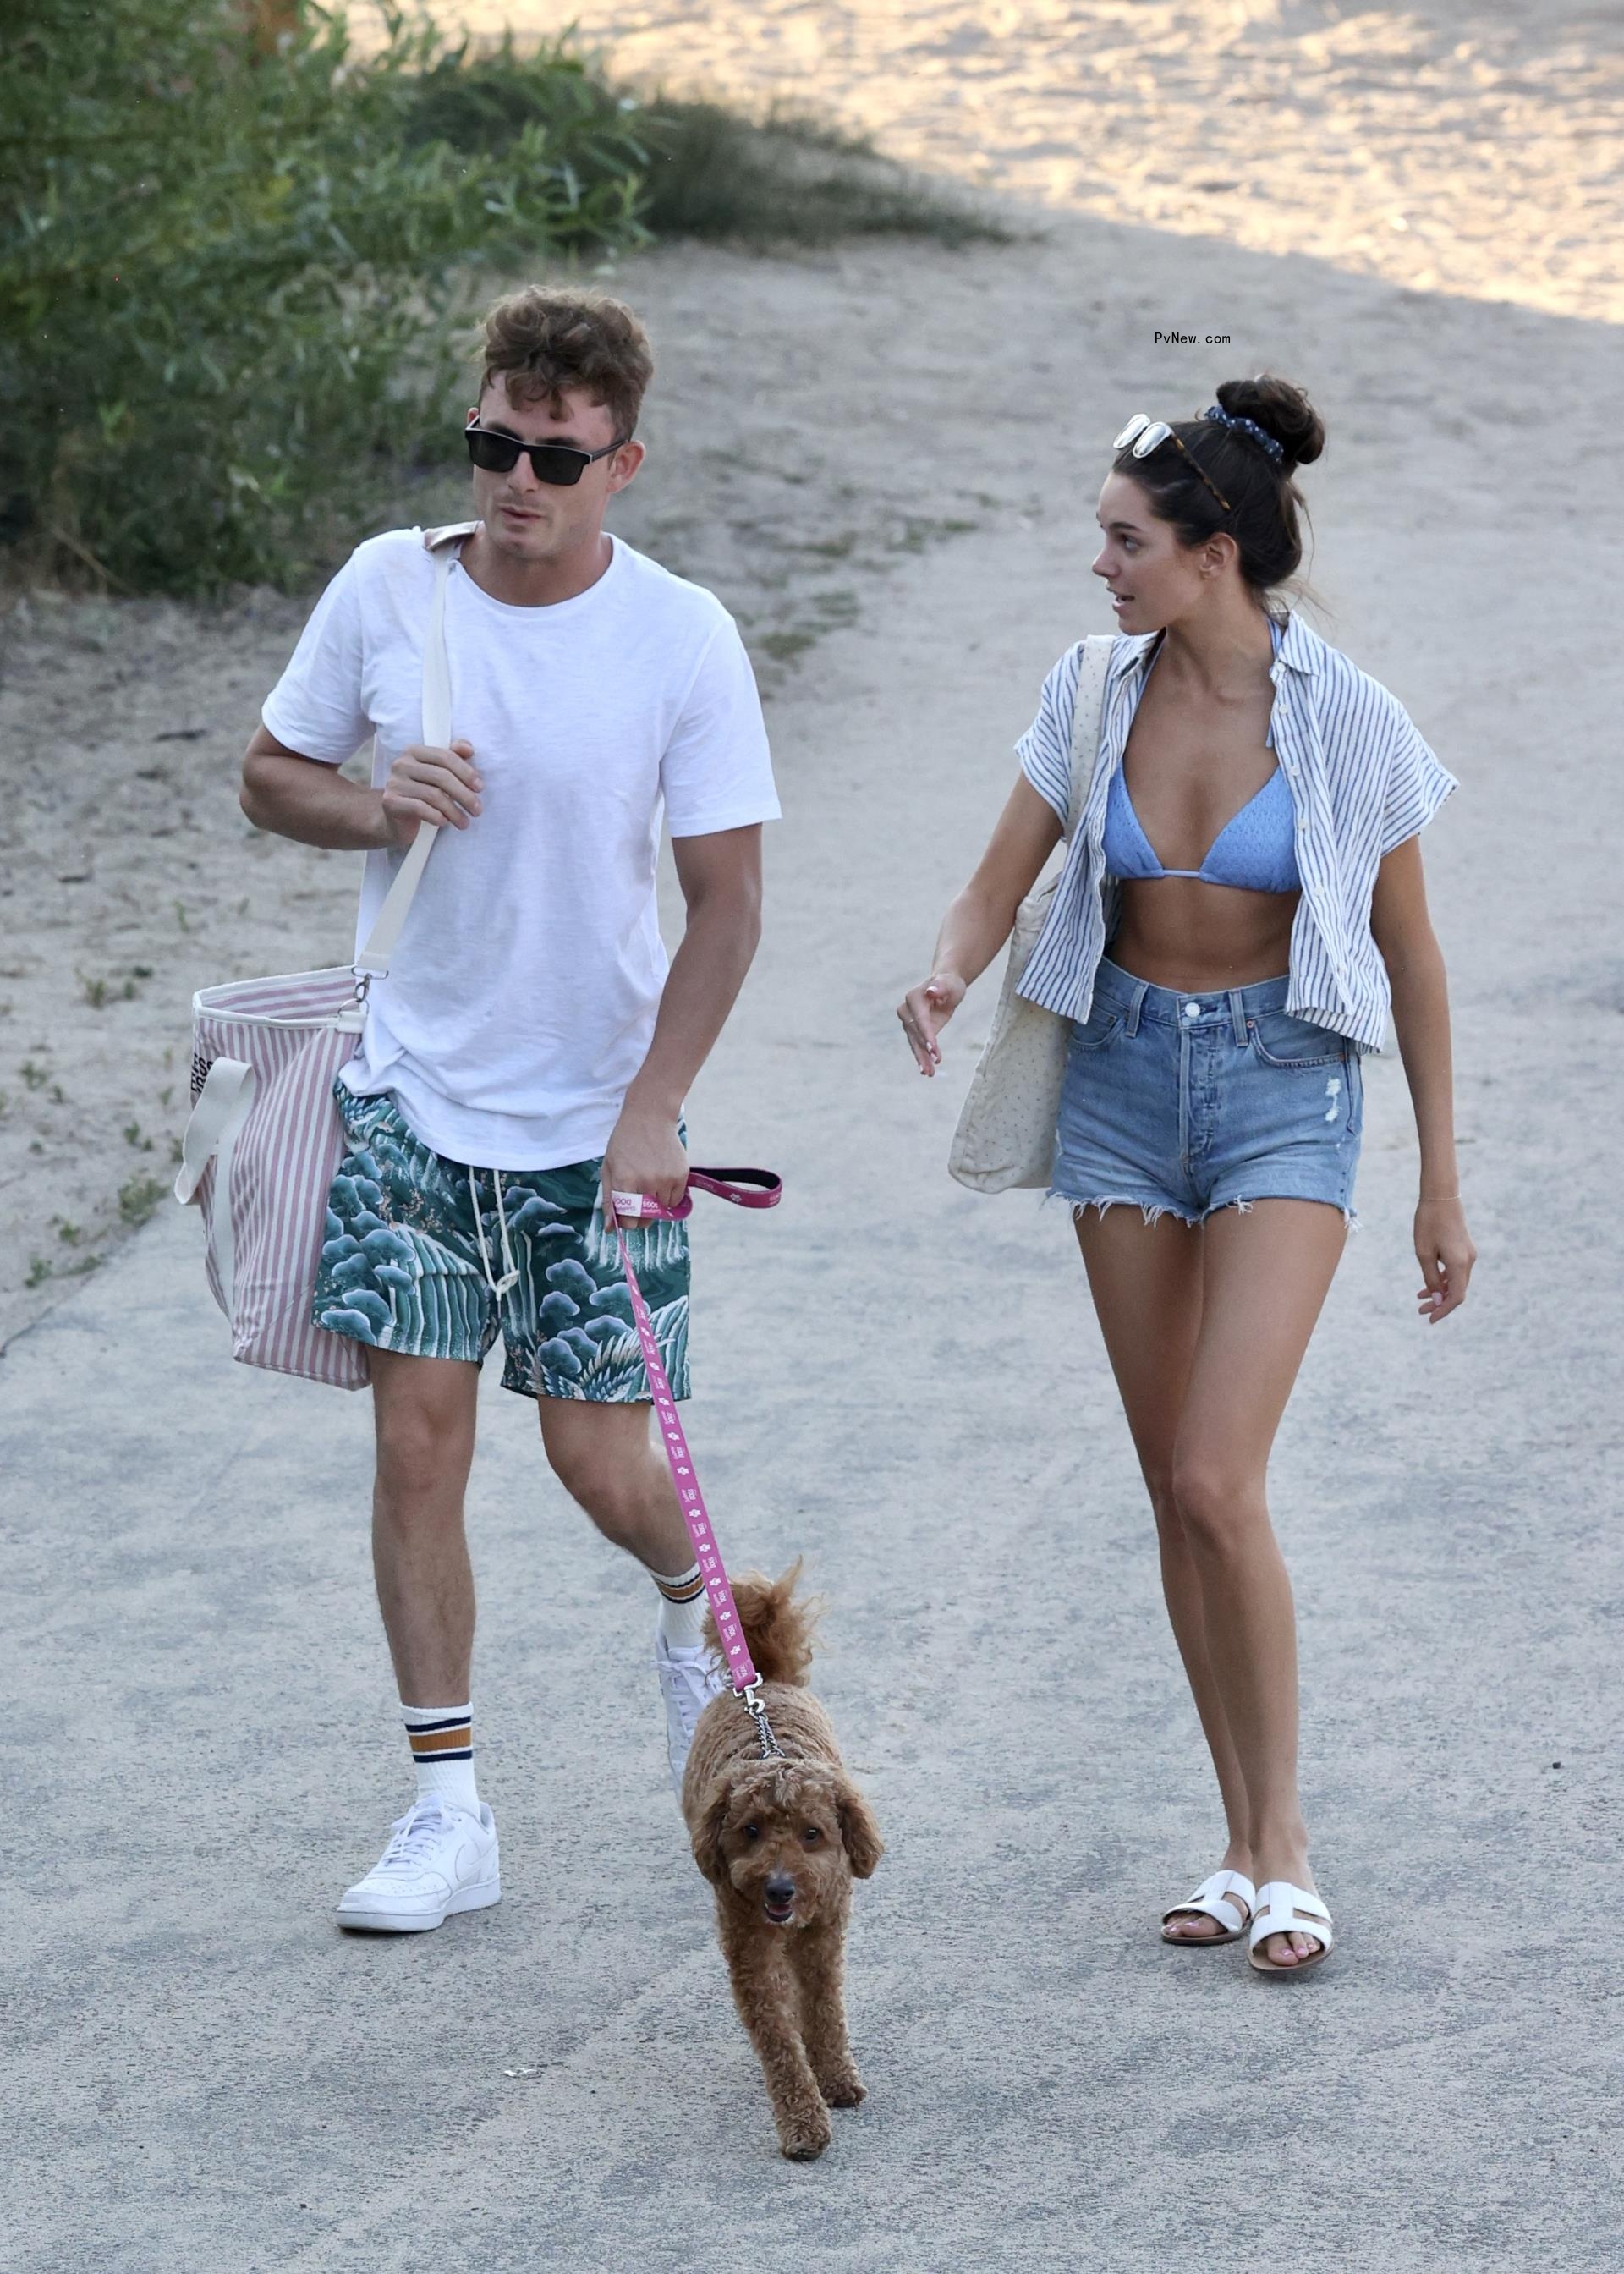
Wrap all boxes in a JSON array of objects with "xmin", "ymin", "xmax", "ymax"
[
  {"xmin": 1045, "ymin": 1189, "xmax": 1359, "ymax": 1233},
  {"xmin": 1044, "ymin": 1189, "xmax": 1202, "ymax": 1230}
]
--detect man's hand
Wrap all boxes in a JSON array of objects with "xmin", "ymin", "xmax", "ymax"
[
  {"xmin": 601, "ymin": 1102, "xmax": 689, "ymax": 1223},
  {"xmin": 381, "ymin": 739, "xmax": 482, "ymax": 846}
]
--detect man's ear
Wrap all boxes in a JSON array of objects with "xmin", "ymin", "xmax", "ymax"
[
  {"xmin": 606, "ymin": 439, "xmax": 645, "ymax": 495},
  {"xmin": 690, "ymin": 1782, "xmax": 731, "ymax": 1885},
  {"xmin": 836, "ymin": 1780, "xmax": 884, "ymax": 1880}
]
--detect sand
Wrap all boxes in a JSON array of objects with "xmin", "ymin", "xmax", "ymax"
[
  {"xmin": 482, "ymin": 0, "xmax": 1624, "ymax": 321},
  {"xmin": 8, "ymin": 199, "xmax": 1624, "ymax": 2274},
  {"xmin": 5, "ymin": 13, "xmax": 1624, "ymax": 2263},
  {"xmin": 0, "ymin": 0, "xmax": 1619, "ymax": 1352}
]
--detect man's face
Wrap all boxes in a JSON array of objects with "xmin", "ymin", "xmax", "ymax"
[{"xmin": 466, "ymin": 374, "xmax": 641, "ymax": 564}]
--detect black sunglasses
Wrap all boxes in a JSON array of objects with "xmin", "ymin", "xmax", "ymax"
[{"xmin": 464, "ymin": 422, "xmax": 628, "ymax": 488}]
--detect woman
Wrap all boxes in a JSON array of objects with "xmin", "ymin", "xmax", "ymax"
[{"xmin": 899, "ymin": 376, "xmax": 1475, "ymax": 1974}]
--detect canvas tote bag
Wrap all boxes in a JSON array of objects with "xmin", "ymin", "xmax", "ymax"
[
  {"xmin": 173, "ymin": 521, "xmax": 475, "ymax": 1387},
  {"xmin": 947, "ymin": 634, "xmax": 1112, "ymax": 1193}
]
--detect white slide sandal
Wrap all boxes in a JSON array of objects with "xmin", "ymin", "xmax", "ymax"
[
  {"xmin": 1161, "ymin": 1869, "xmax": 1257, "ymax": 1946},
  {"xmin": 1248, "ymin": 1881, "xmax": 1333, "ymax": 1975}
]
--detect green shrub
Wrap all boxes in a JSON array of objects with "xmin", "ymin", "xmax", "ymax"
[
  {"xmin": 0, "ymin": 2, "xmax": 650, "ymax": 594},
  {"xmin": 1, "ymin": 5, "xmax": 1007, "ymax": 598},
  {"xmin": 401, "ymin": 42, "xmax": 1010, "ymax": 250}
]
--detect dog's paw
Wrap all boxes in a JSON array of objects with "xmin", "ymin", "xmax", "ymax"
[
  {"xmin": 819, "ymin": 2068, "xmax": 866, "ymax": 2109},
  {"xmin": 776, "ymin": 2108, "xmax": 833, "ymax": 2161}
]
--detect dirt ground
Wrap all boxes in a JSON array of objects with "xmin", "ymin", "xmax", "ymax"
[
  {"xmin": 1, "ymin": 0, "xmax": 1619, "ymax": 1350},
  {"xmin": 508, "ymin": 0, "xmax": 1624, "ymax": 319}
]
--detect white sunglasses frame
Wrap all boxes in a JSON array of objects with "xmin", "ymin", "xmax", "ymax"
[{"xmin": 1111, "ymin": 413, "xmax": 1233, "ymax": 514}]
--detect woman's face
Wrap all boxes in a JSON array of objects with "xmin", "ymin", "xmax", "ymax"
[{"xmin": 1090, "ymin": 471, "xmax": 1208, "ymax": 635}]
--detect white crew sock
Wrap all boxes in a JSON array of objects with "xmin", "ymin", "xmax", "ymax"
[
  {"xmin": 651, "ymin": 1562, "xmax": 709, "ymax": 1650},
  {"xmin": 402, "ymin": 1703, "xmax": 480, "ymax": 1815}
]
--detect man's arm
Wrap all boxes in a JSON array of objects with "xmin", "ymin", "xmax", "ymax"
[
  {"xmin": 602, "ymin": 824, "xmax": 765, "ymax": 1212},
  {"xmin": 239, "ymin": 723, "xmax": 483, "ymax": 850}
]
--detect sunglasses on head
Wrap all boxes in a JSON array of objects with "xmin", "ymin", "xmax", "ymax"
[
  {"xmin": 464, "ymin": 421, "xmax": 628, "ymax": 488},
  {"xmin": 1113, "ymin": 414, "xmax": 1232, "ymax": 515}
]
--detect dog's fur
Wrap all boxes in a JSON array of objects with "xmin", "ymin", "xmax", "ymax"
[{"xmin": 682, "ymin": 1565, "xmax": 883, "ymax": 2161}]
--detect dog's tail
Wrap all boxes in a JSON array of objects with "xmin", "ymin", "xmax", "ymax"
[{"xmin": 705, "ymin": 1559, "xmax": 819, "ymax": 1687}]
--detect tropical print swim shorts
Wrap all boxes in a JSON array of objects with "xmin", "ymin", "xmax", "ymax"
[{"xmin": 312, "ymin": 1083, "xmax": 691, "ymax": 1402}]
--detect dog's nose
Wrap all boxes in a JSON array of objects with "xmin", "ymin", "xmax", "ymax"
[{"xmin": 765, "ymin": 1874, "xmax": 796, "ymax": 1902}]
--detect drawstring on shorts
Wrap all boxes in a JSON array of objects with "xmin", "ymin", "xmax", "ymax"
[{"xmin": 469, "ymin": 1166, "xmax": 520, "ymax": 1304}]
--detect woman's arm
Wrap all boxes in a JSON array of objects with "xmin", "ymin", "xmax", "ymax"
[
  {"xmin": 1369, "ymin": 835, "xmax": 1478, "ymax": 1321},
  {"xmin": 897, "ymin": 775, "xmax": 1062, "ymax": 1074}
]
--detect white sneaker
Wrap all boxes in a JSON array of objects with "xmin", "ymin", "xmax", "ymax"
[
  {"xmin": 335, "ymin": 1795, "xmax": 501, "ymax": 1933},
  {"xmin": 656, "ymin": 1629, "xmax": 731, "ymax": 1797}
]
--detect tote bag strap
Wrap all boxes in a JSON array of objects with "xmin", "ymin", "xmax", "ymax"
[
  {"xmin": 1063, "ymin": 634, "xmax": 1113, "ymax": 842},
  {"xmin": 354, "ymin": 520, "xmax": 477, "ymax": 980}
]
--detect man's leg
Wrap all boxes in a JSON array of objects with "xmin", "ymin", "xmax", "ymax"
[
  {"xmin": 535, "ymin": 1397, "xmax": 724, "ymax": 1790},
  {"xmin": 335, "ymin": 1348, "xmax": 499, "ymax": 1933},
  {"xmin": 369, "ymin": 1348, "xmax": 480, "ymax": 1704}
]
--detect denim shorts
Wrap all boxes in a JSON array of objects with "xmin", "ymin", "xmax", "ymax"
[
  {"xmin": 1051, "ymin": 958, "xmax": 1363, "ymax": 1228},
  {"xmin": 312, "ymin": 1083, "xmax": 691, "ymax": 1401}
]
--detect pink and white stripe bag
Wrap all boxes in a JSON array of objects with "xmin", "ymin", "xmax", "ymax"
[{"xmin": 173, "ymin": 524, "xmax": 472, "ymax": 1388}]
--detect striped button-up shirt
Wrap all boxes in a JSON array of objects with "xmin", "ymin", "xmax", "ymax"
[{"xmin": 1015, "ymin": 612, "xmax": 1457, "ymax": 1052}]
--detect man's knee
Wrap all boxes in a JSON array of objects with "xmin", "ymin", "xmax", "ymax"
[
  {"xmin": 540, "ymin": 1402, "xmax": 653, "ymax": 1540},
  {"xmin": 371, "ymin": 1360, "xmax": 477, "ymax": 1509}
]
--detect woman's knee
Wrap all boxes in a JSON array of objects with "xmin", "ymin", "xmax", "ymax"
[
  {"xmin": 1169, "ymin": 1453, "xmax": 1265, "ymax": 1557},
  {"xmin": 1145, "ymin": 1473, "xmax": 1189, "ymax": 1548}
]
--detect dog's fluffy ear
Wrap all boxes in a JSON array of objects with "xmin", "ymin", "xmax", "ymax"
[
  {"xmin": 690, "ymin": 1782, "xmax": 732, "ymax": 1885},
  {"xmin": 836, "ymin": 1779, "xmax": 883, "ymax": 1879}
]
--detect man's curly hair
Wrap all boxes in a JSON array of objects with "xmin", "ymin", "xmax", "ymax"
[{"xmin": 479, "ymin": 286, "xmax": 654, "ymax": 438}]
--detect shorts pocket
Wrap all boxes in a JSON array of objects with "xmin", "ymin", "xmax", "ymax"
[
  {"xmin": 1071, "ymin": 1004, "xmax": 1126, "ymax": 1053},
  {"xmin": 1247, "ymin": 1012, "xmax": 1346, "ymax": 1070}
]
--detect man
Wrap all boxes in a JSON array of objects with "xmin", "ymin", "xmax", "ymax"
[{"xmin": 240, "ymin": 286, "xmax": 779, "ymax": 1931}]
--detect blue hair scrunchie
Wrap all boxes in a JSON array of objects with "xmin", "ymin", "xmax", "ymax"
[{"xmin": 1202, "ymin": 404, "xmax": 1285, "ymax": 464}]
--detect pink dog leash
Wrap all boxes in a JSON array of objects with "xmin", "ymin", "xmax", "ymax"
[{"xmin": 608, "ymin": 1168, "xmax": 784, "ymax": 1755}]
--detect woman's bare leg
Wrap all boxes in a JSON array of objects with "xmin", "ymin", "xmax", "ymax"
[
  {"xmin": 1073, "ymin": 1206, "xmax": 1253, "ymax": 1939},
  {"xmin": 1171, "ymin": 1199, "xmax": 1348, "ymax": 1964}
]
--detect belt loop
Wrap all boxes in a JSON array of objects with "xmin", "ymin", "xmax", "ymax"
[
  {"xmin": 1125, "ymin": 980, "xmax": 1148, "ymax": 1038},
  {"xmin": 1227, "ymin": 988, "xmax": 1248, "ymax": 1046}
]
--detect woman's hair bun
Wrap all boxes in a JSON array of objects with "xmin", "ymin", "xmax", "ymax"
[{"xmin": 1215, "ymin": 373, "xmax": 1325, "ymax": 472}]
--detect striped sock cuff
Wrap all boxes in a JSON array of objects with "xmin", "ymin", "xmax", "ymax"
[
  {"xmin": 651, "ymin": 1563, "xmax": 704, "ymax": 1606},
  {"xmin": 403, "ymin": 1706, "xmax": 474, "ymax": 1766}
]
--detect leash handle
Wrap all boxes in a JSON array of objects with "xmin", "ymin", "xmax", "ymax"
[
  {"xmin": 609, "ymin": 1167, "xmax": 782, "ymax": 1223},
  {"xmin": 610, "ymin": 1172, "xmax": 780, "ymax": 1693}
]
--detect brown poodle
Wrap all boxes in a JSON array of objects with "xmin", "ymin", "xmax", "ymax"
[{"xmin": 682, "ymin": 1565, "xmax": 883, "ymax": 2161}]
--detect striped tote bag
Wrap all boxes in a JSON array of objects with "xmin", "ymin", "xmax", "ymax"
[{"xmin": 173, "ymin": 522, "xmax": 472, "ymax": 1387}]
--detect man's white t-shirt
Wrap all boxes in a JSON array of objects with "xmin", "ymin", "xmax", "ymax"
[{"xmin": 261, "ymin": 529, "xmax": 779, "ymax": 1170}]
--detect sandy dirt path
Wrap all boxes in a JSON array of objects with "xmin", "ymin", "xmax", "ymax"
[
  {"xmin": 3, "ymin": 0, "xmax": 1620, "ymax": 1343},
  {"xmin": 480, "ymin": 0, "xmax": 1624, "ymax": 320},
  {"xmin": 5, "ymin": 183, "xmax": 1623, "ymax": 2262}
]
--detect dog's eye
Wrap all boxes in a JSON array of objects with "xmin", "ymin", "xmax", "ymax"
[
  {"xmin": 742, "ymin": 1822, "xmax": 760, "ymax": 1843},
  {"xmin": 801, "ymin": 1826, "xmax": 823, "ymax": 1845}
]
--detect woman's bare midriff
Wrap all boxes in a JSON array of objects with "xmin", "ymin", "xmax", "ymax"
[{"xmin": 1106, "ymin": 876, "xmax": 1300, "ymax": 995}]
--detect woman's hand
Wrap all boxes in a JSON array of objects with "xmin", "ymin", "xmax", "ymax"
[
  {"xmin": 897, "ymin": 973, "xmax": 967, "ymax": 1075},
  {"xmin": 1414, "ymin": 1195, "xmax": 1476, "ymax": 1323}
]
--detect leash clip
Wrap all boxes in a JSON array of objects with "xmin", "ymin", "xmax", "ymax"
[{"xmin": 734, "ymin": 1677, "xmax": 785, "ymax": 1761}]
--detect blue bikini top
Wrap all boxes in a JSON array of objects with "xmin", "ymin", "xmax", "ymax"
[
  {"xmin": 1102, "ymin": 639, "xmax": 1301, "ymax": 893},
  {"xmin": 1104, "ymin": 760, "xmax": 1300, "ymax": 893}
]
